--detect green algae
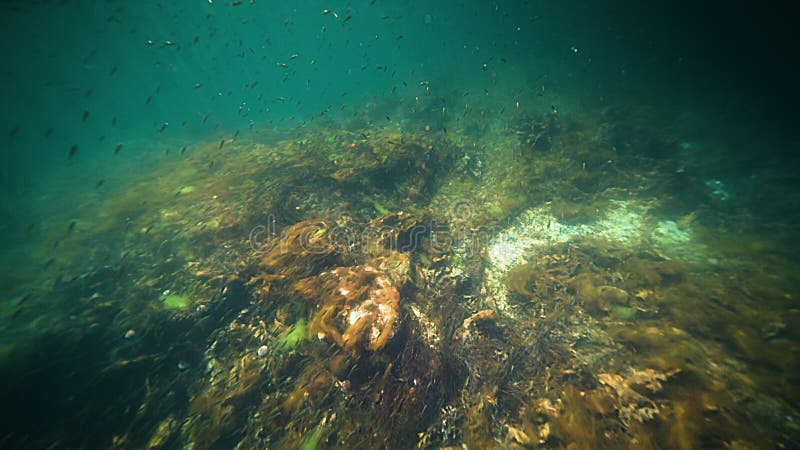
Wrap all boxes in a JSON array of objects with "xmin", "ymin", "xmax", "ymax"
[
  {"xmin": 612, "ymin": 305, "xmax": 637, "ymax": 320},
  {"xmin": 371, "ymin": 199, "xmax": 390, "ymax": 215},
  {"xmin": 298, "ymin": 421, "xmax": 327, "ymax": 450},
  {"xmin": 159, "ymin": 293, "xmax": 191, "ymax": 310},
  {"xmin": 276, "ymin": 319, "xmax": 306, "ymax": 351}
]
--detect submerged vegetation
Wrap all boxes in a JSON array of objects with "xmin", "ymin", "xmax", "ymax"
[{"xmin": 1, "ymin": 101, "xmax": 798, "ymax": 450}]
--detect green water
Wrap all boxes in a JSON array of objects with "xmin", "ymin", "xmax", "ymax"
[{"xmin": 1, "ymin": 1, "xmax": 797, "ymax": 449}]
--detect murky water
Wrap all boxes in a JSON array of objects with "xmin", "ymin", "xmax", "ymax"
[{"xmin": 1, "ymin": 1, "xmax": 797, "ymax": 449}]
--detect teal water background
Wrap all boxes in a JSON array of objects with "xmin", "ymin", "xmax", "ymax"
[
  {"xmin": 1, "ymin": 1, "xmax": 798, "ymax": 448},
  {"xmin": 1, "ymin": 0, "xmax": 794, "ymax": 190}
]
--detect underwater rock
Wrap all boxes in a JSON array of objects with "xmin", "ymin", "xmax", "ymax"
[{"xmin": 570, "ymin": 273, "xmax": 630, "ymax": 314}]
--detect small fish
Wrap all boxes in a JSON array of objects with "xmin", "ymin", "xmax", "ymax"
[
  {"xmin": 180, "ymin": 146, "xmax": 187, "ymax": 155},
  {"xmin": 110, "ymin": 66, "xmax": 118, "ymax": 76},
  {"xmin": 193, "ymin": 35, "xmax": 199, "ymax": 44},
  {"xmin": 144, "ymin": 224, "xmax": 154, "ymax": 234},
  {"xmin": 68, "ymin": 221, "xmax": 76, "ymax": 232},
  {"xmin": 16, "ymin": 293, "xmax": 32, "ymax": 307},
  {"xmin": 82, "ymin": 110, "xmax": 89, "ymax": 122},
  {"xmin": 145, "ymin": 95, "xmax": 152, "ymax": 104},
  {"xmin": 289, "ymin": 53, "xmax": 298, "ymax": 60},
  {"xmin": 95, "ymin": 179, "xmax": 105, "ymax": 188},
  {"xmin": 124, "ymin": 329, "xmax": 136, "ymax": 339},
  {"xmin": 84, "ymin": 89, "xmax": 93, "ymax": 97},
  {"xmin": 194, "ymin": 82, "xmax": 203, "ymax": 89},
  {"xmin": 11, "ymin": 306, "xmax": 25, "ymax": 322},
  {"xmin": 218, "ymin": 139, "xmax": 225, "ymax": 149},
  {"xmin": 322, "ymin": 9, "xmax": 331, "ymax": 15},
  {"xmin": 44, "ymin": 127, "xmax": 54, "ymax": 138},
  {"xmin": 277, "ymin": 62, "xmax": 288, "ymax": 68},
  {"xmin": 163, "ymin": 40, "xmax": 175, "ymax": 46},
  {"xmin": 68, "ymin": 144, "xmax": 78, "ymax": 158},
  {"xmin": 44, "ymin": 258, "xmax": 55, "ymax": 268},
  {"xmin": 114, "ymin": 143, "xmax": 122, "ymax": 154},
  {"xmin": 111, "ymin": 116, "xmax": 117, "ymax": 126},
  {"xmin": 157, "ymin": 122, "xmax": 169, "ymax": 133},
  {"xmin": 342, "ymin": 15, "xmax": 352, "ymax": 25},
  {"xmin": 232, "ymin": 0, "xmax": 243, "ymax": 5},
  {"xmin": 418, "ymin": 80, "xmax": 428, "ymax": 86}
]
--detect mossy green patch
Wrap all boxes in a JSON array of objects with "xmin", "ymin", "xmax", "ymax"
[
  {"xmin": 276, "ymin": 319, "xmax": 306, "ymax": 351},
  {"xmin": 371, "ymin": 199, "xmax": 390, "ymax": 215},
  {"xmin": 160, "ymin": 293, "xmax": 191, "ymax": 310},
  {"xmin": 178, "ymin": 185, "xmax": 196, "ymax": 194},
  {"xmin": 612, "ymin": 305, "xmax": 637, "ymax": 320},
  {"xmin": 298, "ymin": 422, "xmax": 327, "ymax": 450}
]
